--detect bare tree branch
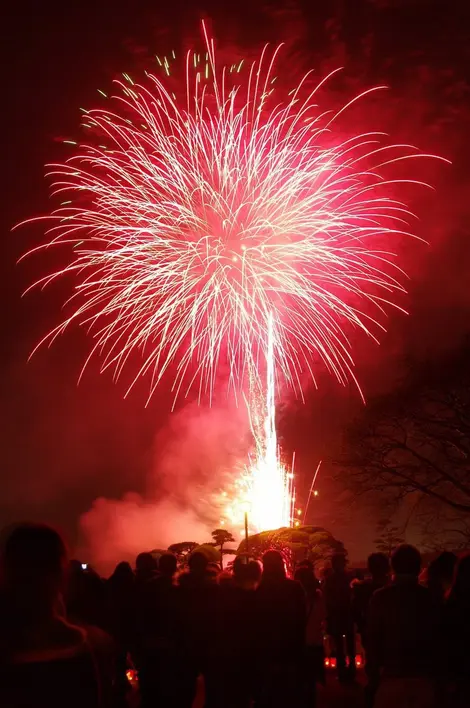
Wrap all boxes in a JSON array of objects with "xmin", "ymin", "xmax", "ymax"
[{"xmin": 335, "ymin": 379, "xmax": 470, "ymax": 530}]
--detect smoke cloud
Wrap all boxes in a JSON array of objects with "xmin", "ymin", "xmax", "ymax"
[{"xmin": 79, "ymin": 397, "xmax": 249, "ymax": 574}]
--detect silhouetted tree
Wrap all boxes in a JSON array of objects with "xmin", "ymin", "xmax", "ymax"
[
  {"xmin": 374, "ymin": 519, "xmax": 405, "ymax": 557},
  {"xmin": 167, "ymin": 541, "xmax": 198, "ymax": 565},
  {"xmin": 238, "ymin": 526, "xmax": 345, "ymax": 575},
  {"xmin": 338, "ymin": 383, "xmax": 470, "ymax": 511},
  {"xmin": 211, "ymin": 529, "xmax": 236, "ymax": 569}
]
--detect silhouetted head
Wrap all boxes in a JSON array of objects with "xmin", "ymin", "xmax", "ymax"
[
  {"xmin": 188, "ymin": 551, "xmax": 208, "ymax": 575},
  {"xmin": 428, "ymin": 551, "xmax": 457, "ymax": 590},
  {"xmin": 297, "ymin": 559, "xmax": 314, "ymax": 572},
  {"xmin": 294, "ymin": 565, "xmax": 319, "ymax": 595},
  {"xmin": 367, "ymin": 552, "xmax": 390, "ymax": 581},
  {"xmin": 246, "ymin": 560, "xmax": 262, "ymax": 586},
  {"xmin": 135, "ymin": 552, "xmax": 158, "ymax": 579},
  {"xmin": 391, "ymin": 544, "xmax": 421, "ymax": 577},
  {"xmin": 1, "ymin": 523, "xmax": 67, "ymax": 617},
  {"xmin": 69, "ymin": 559, "xmax": 83, "ymax": 574},
  {"xmin": 109, "ymin": 561, "xmax": 134, "ymax": 586},
  {"xmin": 233, "ymin": 555, "xmax": 249, "ymax": 583},
  {"xmin": 261, "ymin": 550, "xmax": 286, "ymax": 581},
  {"xmin": 331, "ymin": 552, "xmax": 347, "ymax": 573},
  {"xmin": 233, "ymin": 556, "xmax": 261, "ymax": 588},
  {"xmin": 159, "ymin": 552, "xmax": 177, "ymax": 578},
  {"xmin": 450, "ymin": 553, "xmax": 470, "ymax": 598}
]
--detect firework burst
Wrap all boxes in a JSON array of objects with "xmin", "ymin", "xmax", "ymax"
[{"xmin": 19, "ymin": 23, "xmax": 443, "ymax": 405}]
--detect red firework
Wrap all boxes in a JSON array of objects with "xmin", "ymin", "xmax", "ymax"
[{"xmin": 18, "ymin": 23, "xmax": 446, "ymax": 403}]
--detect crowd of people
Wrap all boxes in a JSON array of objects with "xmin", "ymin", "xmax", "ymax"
[{"xmin": 0, "ymin": 522, "xmax": 469, "ymax": 708}]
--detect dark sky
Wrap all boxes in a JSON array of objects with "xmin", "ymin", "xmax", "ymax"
[{"xmin": 2, "ymin": 0, "xmax": 470, "ymax": 564}]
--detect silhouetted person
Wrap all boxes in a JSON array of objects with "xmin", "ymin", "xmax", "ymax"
[
  {"xmin": 0, "ymin": 523, "xmax": 114, "ymax": 708},
  {"xmin": 175, "ymin": 552, "xmax": 220, "ymax": 707},
  {"xmin": 134, "ymin": 551, "xmax": 178, "ymax": 707},
  {"xmin": 133, "ymin": 551, "xmax": 159, "ymax": 647},
  {"xmin": 135, "ymin": 551, "xmax": 158, "ymax": 584},
  {"xmin": 66, "ymin": 560, "xmax": 106, "ymax": 629},
  {"xmin": 178, "ymin": 550, "xmax": 211, "ymax": 588},
  {"xmin": 352, "ymin": 552, "xmax": 390, "ymax": 707},
  {"xmin": 246, "ymin": 559, "xmax": 262, "ymax": 589},
  {"xmin": 209, "ymin": 558, "xmax": 259, "ymax": 707},
  {"xmin": 443, "ymin": 553, "xmax": 470, "ymax": 707},
  {"xmin": 233, "ymin": 556, "xmax": 262, "ymax": 590},
  {"xmin": 253, "ymin": 551, "xmax": 306, "ymax": 708},
  {"xmin": 352, "ymin": 553, "xmax": 390, "ymax": 640},
  {"xmin": 158, "ymin": 551, "xmax": 178, "ymax": 584},
  {"xmin": 427, "ymin": 551, "xmax": 457, "ymax": 603},
  {"xmin": 368, "ymin": 544, "xmax": 440, "ymax": 708},
  {"xmin": 295, "ymin": 566, "xmax": 325, "ymax": 708},
  {"xmin": 323, "ymin": 552, "xmax": 356, "ymax": 682},
  {"xmin": 108, "ymin": 560, "xmax": 134, "ymax": 584},
  {"xmin": 107, "ymin": 561, "xmax": 135, "ymax": 642},
  {"xmin": 106, "ymin": 561, "xmax": 135, "ymax": 706}
]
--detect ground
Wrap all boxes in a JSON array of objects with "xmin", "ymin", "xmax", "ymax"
[
  {"xmin": 192, "ymin": 673, "xmax": 365, "ymax": 707},
  {"xmin": 318, "ymin": 676, "xmax": 364, "ymax": 707}
]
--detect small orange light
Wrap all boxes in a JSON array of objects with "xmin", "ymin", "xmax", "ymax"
[
  {"xmin": 126, "ymin": 669, "xmax": 138, "ymax": 686},
  {"xmin": 313, "ymin": 490, "xmax": 319, "ymax": 497}
]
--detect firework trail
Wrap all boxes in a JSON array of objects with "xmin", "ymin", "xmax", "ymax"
[
  {"xmin": 248, "ymin": 314, "xmax": 295, "ymax": 530},
  {"xmin": 221, "ymin": 316, "xmax": 295, "ymax": 534},
  {"xmin": 19, "ymin": 23, "xmax": 442, "ymax": 405}
]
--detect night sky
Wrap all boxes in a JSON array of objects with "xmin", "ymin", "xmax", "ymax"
[{"xmin": 2, "ymin": 0, "xmax": 470, "ymax": 569}]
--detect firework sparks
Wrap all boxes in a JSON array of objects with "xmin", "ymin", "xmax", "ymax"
[
  {"xmin": 19, "ymin": 23, "xmax": 443, "ymax": 404},
  {"xmin": 19, "ymin": 24, "xmax": 445, "ymax": 533}
]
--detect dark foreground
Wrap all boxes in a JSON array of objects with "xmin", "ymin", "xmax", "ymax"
[
  {"xmin": 193, "ymin": 674, "xmax": 365, "ymax": 708},
  {"xmin": 317, "ymin": 679, "xmax": 364, "ymax": 708}
]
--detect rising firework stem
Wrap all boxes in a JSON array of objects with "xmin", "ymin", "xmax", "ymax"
[
  {"xmin": 20, "ymin": 23, "xmax": 445, "ymax": 533},
  {"xmin": 250, "ymin": 314, "xmax": 295, "ymax": 531},
  {"xmin": 221, "ymin": 315, "xmax": 295, "ymax": 534}
]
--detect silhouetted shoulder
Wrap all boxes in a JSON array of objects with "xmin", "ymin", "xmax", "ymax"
[
  {"xmin": 370, "ymin": 580, "xmax": 434, "ymax": 607},
  {"xmin": 369, "ymin": 583, "xmax": 389, "ymax": 601},
  {"xmin": 287, "ymin": 578, "xmax": 305, "ymax": 593}
]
